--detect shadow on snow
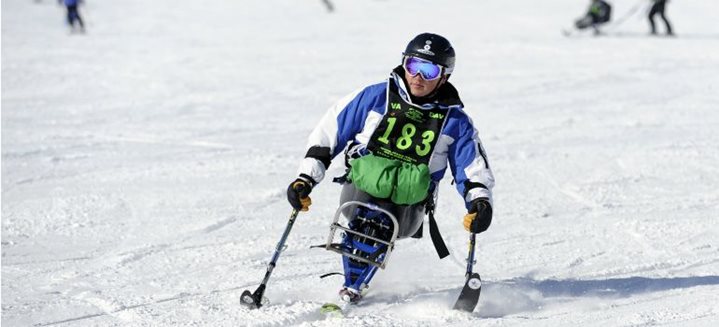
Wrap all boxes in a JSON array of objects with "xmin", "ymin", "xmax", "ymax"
[{"xmin": 478, "ymin": 275, "xmax": 719, "ymax": 318}]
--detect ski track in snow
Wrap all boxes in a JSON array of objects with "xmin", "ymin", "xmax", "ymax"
[{"xmin": 3, "ymin": 0, "xmax": 719, "ymax": 326}]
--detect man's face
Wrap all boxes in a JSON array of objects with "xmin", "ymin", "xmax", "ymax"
[
  {"xmin": 403, "ymin": 56, "xmax": 446, "ymax": 97},
  {"xmin": 405, "ymin": 70, "xmax": 444, "ymax": 98}
]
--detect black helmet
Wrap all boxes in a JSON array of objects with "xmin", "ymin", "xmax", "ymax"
[{"xmin": 403, "ymin": 33, "xmax": 455, "ymax": 75}]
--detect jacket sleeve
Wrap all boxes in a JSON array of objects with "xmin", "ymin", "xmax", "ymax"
[
  {"xmin": 296, "ymin": 84, "xmax": 383, "ymax": 185},
  {"xmin": 447, "ymin": 114, "xmax": 495, "ymax": 210}
]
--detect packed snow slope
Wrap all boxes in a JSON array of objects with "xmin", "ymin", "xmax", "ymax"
[{"xmin": 3, "ymin": 0, "xmax": 719, "ymax": 326}]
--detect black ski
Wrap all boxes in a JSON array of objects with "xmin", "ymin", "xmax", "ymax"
[{"xmin": 453, "ymin": 233, "xmax": 481, "ymax": 312}]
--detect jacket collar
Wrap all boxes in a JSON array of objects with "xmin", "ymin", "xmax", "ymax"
[{"xmin": 390, "ymin": 66, "xmax": 464, "ymax": 110}]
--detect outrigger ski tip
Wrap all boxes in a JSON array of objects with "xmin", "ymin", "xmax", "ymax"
[
  {"xmin": 453, "ymin": 233, "xmax": 482, "ymax": 312},
  {"xmin": 453, "ymin": 272, "xmax": 482, "ymax": 312},
  {"xmin": 240, "ymin": 289, "xmax": 267, "ymax": 309}
]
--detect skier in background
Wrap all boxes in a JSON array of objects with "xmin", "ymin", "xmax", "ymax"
[
  {"xmin": 648, "ymin": 0, "xmax": 673, "ymax": 36},
  {"xmin": 574, "ymin": 0, "xmax": 612, "ymax": 35},
  {"xmin": 58, "ymin": 0, "xmax": 85, "ymax": 33},
  {"xmin": 321, "ymin": 0, "xmax": 334, "ymax": 13},
  {"xmin": 286, "ymin": 33, "xmax": 495, "ymax": 303}
]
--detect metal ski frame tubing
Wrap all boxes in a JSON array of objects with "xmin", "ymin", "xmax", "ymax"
[
  {"xmin": 242, "ymin": 209, "xmax": 299, "ymax": 308},
  {"xmin": 342, "ymin": 251, "xmax": 380, "ymax": 291},
  {"xmin": 325, "ymin": 201, "xmax": 400, "ymax": 269}
]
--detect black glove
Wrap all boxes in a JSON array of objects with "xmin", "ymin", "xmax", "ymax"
[
  {"xmin": 286, "ymin": 177, "xmax": 313, "ymax": 211},
  {"xmin": 463, "ymin": 198, "xmax": 493, "ymax": 233}
]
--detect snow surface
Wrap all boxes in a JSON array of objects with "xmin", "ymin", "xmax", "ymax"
[{"xmin": 2, "ymin": 0, "xmax": 719, "ymax": 326}]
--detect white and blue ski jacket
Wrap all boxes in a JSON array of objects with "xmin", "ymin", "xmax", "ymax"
[{"xmin": 297, "ymin": 68, "xmax": 494, "ymax": 209}]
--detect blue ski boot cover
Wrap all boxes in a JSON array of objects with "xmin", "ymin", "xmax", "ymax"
[{"xmin": 340, "ymin": 207, "xmax": 393, "ymax": 293}]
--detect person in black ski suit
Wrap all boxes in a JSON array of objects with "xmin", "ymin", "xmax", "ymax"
[
  {"xmin": 575, "ymin": 0, "xmax": 612, "ymax": 35},
  {"xmin": 648, "ymin": 0, "xmax": 673, "ymax": 36},
  {"xmin": 286, "ymin": 33, "xmax": 495, "ymax": 303},
  {"xmin": 58, "ymin": 0, "xmax": 85, "ymax": 32}
]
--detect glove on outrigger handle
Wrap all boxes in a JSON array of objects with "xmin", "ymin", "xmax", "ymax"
[
  {"xmin": 286, "ymin": 175, "xmax": 315, "ymax": 211},
  {"xmin": 463, "ymin": 198, "xmax": 492, "ymax": 233}
]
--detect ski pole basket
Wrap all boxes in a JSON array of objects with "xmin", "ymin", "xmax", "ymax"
[{"xmin": 325, "ymin": 201, "xmax": 399, "ymax": 269}]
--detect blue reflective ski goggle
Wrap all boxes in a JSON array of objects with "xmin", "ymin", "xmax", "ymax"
[{"xmin": 403, "ymin": 56, "xmax": 443, "ymax": 81}]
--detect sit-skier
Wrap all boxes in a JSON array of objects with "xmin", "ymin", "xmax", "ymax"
[
  {"xmin": 574, "ymin": 0, "xmax": 612, "ymax": 35},
  {"xmin": 286, "ymin": 33, "xmax": 495, "ymax": 303}
]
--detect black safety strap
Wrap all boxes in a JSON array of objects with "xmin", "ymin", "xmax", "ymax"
[
  {"xmin": 426, "ymin": 197, "xmax": 450, "ymax": 259},
  {"xmin": 309, "ymin": 243, "xmax": 341, "ymax": 249},
  {"xmin": 319, "ymin": 272, "xmax": 344, "ymax": 279}
]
